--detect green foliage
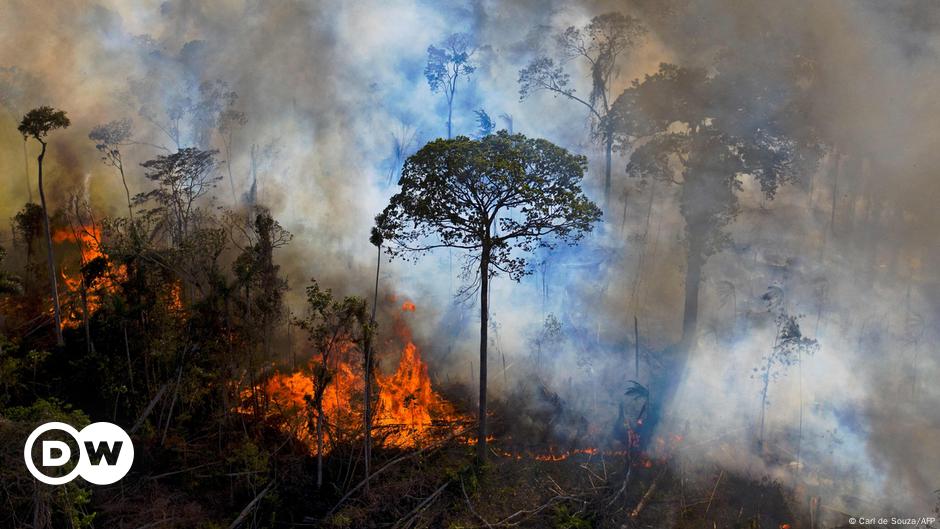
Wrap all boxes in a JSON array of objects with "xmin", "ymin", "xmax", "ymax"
[
  {"xmin": 0, "ymin": 336, "xmax": 23, "ymax": 403},
  {"xmin": 327, "ymin": 512, "xmax": 354, "ymax": 529},
  {"xmin": 18, "ymin": 106, "xmax": 70, "ymax": 141},
  {"xmin": 225, "ymin": 439, "xmax": 270, "ymax": 489},
  {"xmin": 552, "ymin": 504, "xmax": 592, "ymax": 529},
  {"xmin": 0, "ymin": 246, "xmax": 22, "ymax": 295},
  {"xmin": 0, "ymin": 399, "xmax": 94, "ymax": 528},
  {"xmin": 13, "ymin": 203, "xmax": 44, "ymax": 242},
  {"xmin": 375, "ymin": 131, "xmax": 602, "ymax": 281},
  {"xmin": 296, "ymin": 279, "xmax": 367, "ymax": 430}
]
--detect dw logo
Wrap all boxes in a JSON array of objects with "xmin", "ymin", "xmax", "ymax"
[{"xmin": 23, "ymin": 422, "xmax": 134, "ymax": 485}]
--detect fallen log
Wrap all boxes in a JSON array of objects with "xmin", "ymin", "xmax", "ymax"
[
  {"xmin": 391, "ymin": 480, "xmax": 450, "ymax": 529},
  {"xmin": 630, "ymin": 467, "xmax": 667, "ymax": 518},
  {"xmin": 130, "ymin": 384, "xmax": 168, "ymax": 434},
  {"xmin": 227, "ymin": 481, "xmax": 273, "ymax": 529}
]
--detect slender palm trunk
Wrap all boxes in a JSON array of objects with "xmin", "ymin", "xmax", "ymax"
[
  {"xmin": 758, "ymin": 330, "xmax": 779, "ymax": 451},
  {"xmin": 363, "ymin": 243, "xmax": 380, "ymax": 492},
  {"xmin": 477, "ymin": 244, "xmax": 490, "ymax": 462},
  {"xmin": 37, "ymin": 142, "xmax": 64, "ymax": 346}
]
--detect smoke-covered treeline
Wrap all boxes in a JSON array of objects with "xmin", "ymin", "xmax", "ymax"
[{"xmin": 1, "ymin": 0, "xmax": 939, "ymax": 527}]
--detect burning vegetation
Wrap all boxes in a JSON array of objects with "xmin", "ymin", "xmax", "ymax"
[
  {"xmin": 252, "ymin": 303, "xmax": 466, "ymax": 454},
  {"xmin": 51, "ymin": 224, "xmax": 127, "ymax": 328},
  {"xmin": 1, "ymin": 2, "xmax": 940, "ymax": 529}
]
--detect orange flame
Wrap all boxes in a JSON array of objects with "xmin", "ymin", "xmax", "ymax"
[
  {"xmin": 255, "ymin": 303, "xmax": 463, "ymax": 454},
  {"xmin": 52, "ymin": 225, "xmax": 126, "ymax": 327},
  {"xmin": 401, "ymin": 300, "xmax": 416, "ymax": 312}
]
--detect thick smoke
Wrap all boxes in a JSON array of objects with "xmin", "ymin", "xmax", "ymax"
[{"xmin": 1, "ymin": 0, "xmax": 938, "ymax": 517}]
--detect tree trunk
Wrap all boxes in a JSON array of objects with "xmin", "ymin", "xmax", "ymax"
[
  {"xmin": 829, "ymin": 152, "xmax": 841, "ymax": 234},
  {"xmin": 447, "ymin": 81, "xmax": 457, "ymax": 140},
  {"xmin": 316, "ymin": 402, "xmax": 324, "ymax": 488},
  {"xmin": 224, "ymin": 136, "xmax": 237, "ymax": 204},
  {"xmin": 758, "ymin": 348, "xmax": 775, "ymax": 451},
  {"xmin": 681, "ymin": 248, "xmax": 703, "ymax": 349},
  {"xmin": 81, "ymin": 283, "xmax": 92, "ymax": 355},
  {"xmin": 477, "ymin": 245, "xmax": 490, "ymax": 462},
  {"xmin": 118, "ymin": 159, "xmax": 133, "ymax": 221},
  {"xmin": 447, "ymin": 99, "xmax": 453, "ymax": 140},
  {"xmin": 23, "ymin": 138, "xmax": 32, "ymax": 203},
  {"xmin": 604, "ymin": 131, "xmax": 613, "ymax": 211},
  {"xmin": 363, "ymin": 243, "xmax": 381, "ymax": 492},
  {"xmin": 37, "ymin": 143, "xmax": 64, "ymax": 346}
]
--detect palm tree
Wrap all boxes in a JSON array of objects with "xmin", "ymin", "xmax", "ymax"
[{"xmin": 19, "ymin": 106, "xmax": 71, "ymax": 346}]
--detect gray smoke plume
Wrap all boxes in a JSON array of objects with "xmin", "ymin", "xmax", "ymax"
[{"xmin": 0, "ymin": 0, "xmax": 937, "ymax": 517}]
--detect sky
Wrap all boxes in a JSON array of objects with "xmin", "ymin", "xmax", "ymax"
[{"xmin": 1, "ymin": 0, "xmax": 938, "ymax": 516}]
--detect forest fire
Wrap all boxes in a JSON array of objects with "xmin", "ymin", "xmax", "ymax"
[
  {"xmin": 257, "ymin": 303, "xmax": 465, "ymax": 454},
  {"xmin": 4, "ymin": 2, "xmax": 938, "ymax": 526},
  {"xmin": 51, "ymin": 225, "xmax": 126, "ymax": 327}
]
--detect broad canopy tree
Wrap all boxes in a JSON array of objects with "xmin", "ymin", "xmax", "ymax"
[
  {"xmin": 375, "ymin": 131, "xmax": 602, "ymax": 459},
  {"xmin": 610, "ymin": 62, "xmax": 822, "ymax": 349}
]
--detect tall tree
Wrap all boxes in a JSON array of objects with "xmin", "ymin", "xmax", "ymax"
[
  {"xmin": 362, "ymin": 227, "xmax": 383, "ymax": 492},
  {"xmin": 18, "ymin": 106, "xmax": 70, "ymax": 346},
  {"xmin": 375, "ymin": 131, "xmax": 601, "ymax": 460},
  {"xmin": 519, "ymin": 13, "xmax": 646, "ymax": 208},
  {"xmin": 216, "ymin": 91, "xmax": 247, "ymax": 203},
  {"xmin": 425, "ymin": 33, "xmax": 476, "ymax": 139},
  {"xmin": 89, "ymin": 118, "xmax": 135, "ymax": 219},
  {"xmin": 610, "ymin": 63, "xmax": 821, "ymax": 349},
  {"xmin": 231, "ymin": 208, "xmax": 292, "ymax": 367}
]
